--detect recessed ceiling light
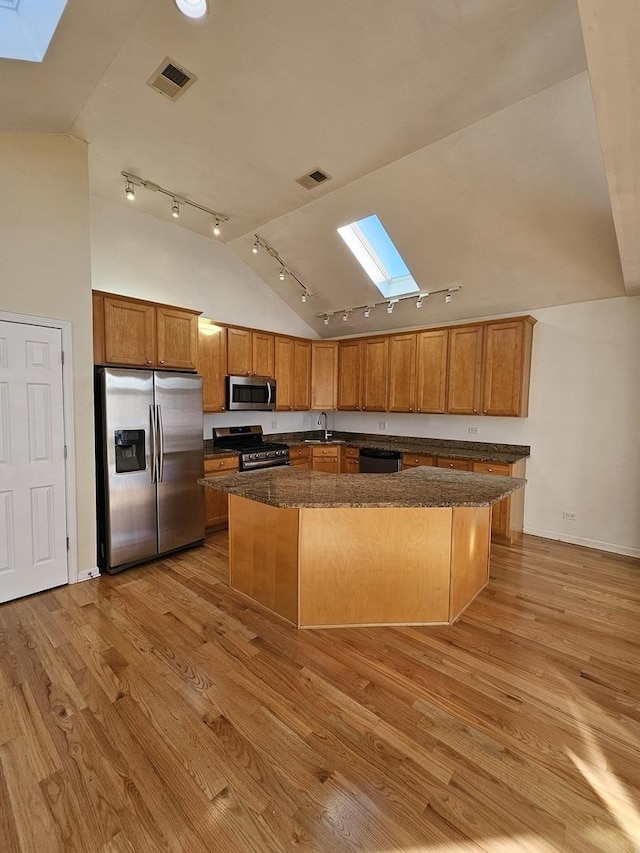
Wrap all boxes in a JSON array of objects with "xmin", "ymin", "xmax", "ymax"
[{"xmin": 174, "ymin": 0, "xmax": 207, "ymax": 20}]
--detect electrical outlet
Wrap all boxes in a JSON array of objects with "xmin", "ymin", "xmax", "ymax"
[
  {"xmin": 468, "ymin": 426, "xmax": 480, "ymax": 435},
  {"xmin": 270, "ymin": 420, "xmax": 277, "ymax": 430},
  {"xmin": 562, "ymin": 511, "xmax": 578, "ymax": 521},
  {"xmin": 379, "ymin": 420, "xmax": 388, "ymax": 430}
]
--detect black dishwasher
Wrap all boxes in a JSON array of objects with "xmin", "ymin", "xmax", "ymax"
[{"xmin": 359, "ymin": 447, "xmax": 402, "ymax": 473}]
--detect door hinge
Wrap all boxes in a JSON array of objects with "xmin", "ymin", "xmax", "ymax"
[
  {"xmin": 61, "ymin": 350, "xmax": 65, "ymax": 365},
  {"xmin": 63, "ymin": 445, "xmax": 68, "ymax": 460}
]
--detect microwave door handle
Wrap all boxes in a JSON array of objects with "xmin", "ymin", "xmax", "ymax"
[
  {"xmin": 149, "ymin": 404, "xmax": 157, "ymax": 483},
  {"xmin": 157, "ymin": 404, "xmax": 165, "ymax": 482},
  {"xmin": 266, "ymin": 382, "xmax": 271, "ymax": 406}
]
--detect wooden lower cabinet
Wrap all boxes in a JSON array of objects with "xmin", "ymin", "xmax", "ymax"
[
  {"xmin": 402, "ymin": 453, "xmax": 434, "ymax": 469},
  {"xmin": 342, "ymin": 446, "xmax": 359, "ymax": 473},
  {"xmin": 289, "ymin": 445, "xmax": 311, "ymax": 469},
  {"xmin": 311, "ymin": 445, "xmax": 340, "ymax": 473},
  {"xmin": 472, "ymin": 459, "xmax": 526, "ymax": 545},
  {"xmin": 204, "ymin": 456, "xmax": 239, "ymax": 530},
  {"xmin": 437, "ymin": 457, "xmax": 473, "ymax": 472}
]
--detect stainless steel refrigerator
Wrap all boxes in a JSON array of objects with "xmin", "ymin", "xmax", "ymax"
[{"xmin": 95, "ymin": 367, "xmax": 205, "ymax": 574}]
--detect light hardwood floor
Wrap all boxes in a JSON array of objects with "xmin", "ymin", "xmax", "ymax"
[{"xmin": 1, "ymin": 533, "xmax": 639, "ymax": 852}]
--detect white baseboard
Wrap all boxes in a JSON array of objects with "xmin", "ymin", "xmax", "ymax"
[
  {"xmin": 75, "ymin": 567, "xmax": 101, "ymax": 583},
  {"xmin": 524, "ymin": 527, "xmax": 640, "ymax": 559}
]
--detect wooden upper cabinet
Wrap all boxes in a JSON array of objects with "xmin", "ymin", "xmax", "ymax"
[
  {"xmin": 274, "ymin": 336, "xmax": 295, "ymax": 410},
  {"xmin": 388, "ymin": 333, "xmax": 417, "ymax": 413},
  {"xmin": 446, "ymin": 325, "xmax": 483, "ymax": 415},
  {"xmin": 337, "ymin": 339, "xmax": 363, "ymax": 410},
  {"xmin": 227, "ymin": 328, "xmax": 274, "ymax": 376},
  {"xmin": 198, "ymin": 319, "xmax": 227, "ymax": 412},
  {"xmin": 226, "ymin": 328, "xmax": 252, "ymax": 375},
  {"xmin": 95, "ymin": 292, "xmax": 199, "ymax": 370},
  {"xmin": 482, "ymin": 318, "xmax": 535, "ymax": 417},
  {"xmin": 156, "ymin": 306, "xmax": 198, "ymax": 370},
  {"xmin": 416, "ymin": 329, "xmax": 448, "ymax": 414},
  {"xmin": 310, "ymin": 341, "xmax": 338, "ymax": 410},
  {"xmin": 361, "ymin": 337, "xmax": 389, "ymax": 411},
  {"xmin": 293, "ymin": 340, "xmax": 311, "ymax": 410},
  {"xmin": 252, "ymin": 331, "xmax": 275, "ymax": 377}
]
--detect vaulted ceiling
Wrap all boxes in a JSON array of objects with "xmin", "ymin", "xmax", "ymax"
[{"xmin": 1, "ymin": 0, "xmax": 636, "ymax": 335}]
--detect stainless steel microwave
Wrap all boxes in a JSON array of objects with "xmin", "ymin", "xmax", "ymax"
[{"xmin": 225, "ymin": 375, "xmax": 276, "ymax": 411}]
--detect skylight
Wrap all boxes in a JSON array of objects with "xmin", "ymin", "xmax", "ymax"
[
  {"xmin": 337, "ymin": 214, "xmax": 419, "ymax": 299},
  {"xmin": 0, "ymin": 0, "xmax": 67, "ymax": 62}
]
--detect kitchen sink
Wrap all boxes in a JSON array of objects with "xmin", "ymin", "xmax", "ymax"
[{"xmin": 303, "ymin": 439, "xmax": 345, "ymax": 444}]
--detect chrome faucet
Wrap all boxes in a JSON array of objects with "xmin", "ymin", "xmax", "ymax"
[{"xmin": 318, "ymin": 411, "xmax": 331, "ymax": 442}]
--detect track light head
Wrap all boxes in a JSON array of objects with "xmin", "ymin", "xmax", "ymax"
[
  {"xmin": 323, "ymin": 314, "xmax": 330, "ymax": 326},
  {"xmin": 387, "ymin": 301, "xmax": 397, "ymax": 314},
  {"xmin": 301, "ymin": 293, "xmax": 307, "ymax": 303},
  {"xmin": 252, "ymin": 239, "xmax": 259, "ymax": 254},
  {"xmin": 342, "ymin": 310, "xmax": 350, "ymax": 322},
  {"xmin": 445, "ymin": 293, "xmax": 453, "ymax": 304},
  {"xmin": 416, "ymin": 295, "xmax": 424, "ymax": 309},
  {"xmin": 279, "ymin": 268, "xmax": 286, "ymax": 281},
  {"xmin": 171, "ymin": 199, "xmax": 180, "ymax": 218},
  {"xmin": 213, "ymin": 220, "xmax": 221, "ymax": 237},
  {"xmin": 125, "ymin": 179, "xmax": 135, "ymax": 201},
  {"xmin": 364, "ymin": 306, "xmax": 371, "ymax": 318}
]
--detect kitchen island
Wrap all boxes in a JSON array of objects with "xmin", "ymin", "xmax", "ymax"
[{"xmin": 199, "ymin": 466, "xmax": 525, "ymax": 629}]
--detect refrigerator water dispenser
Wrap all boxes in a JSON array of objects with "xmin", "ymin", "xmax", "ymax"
[{"xmin": 114, "ymin": 429, "xmax": 146, "ymax": 473}]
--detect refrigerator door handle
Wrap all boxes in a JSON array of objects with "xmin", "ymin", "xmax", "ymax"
[
  {"xmin": 157, "ymin": 404, "xmax": 165, "ymax": 482},
  {"xmin": 149, "ymin": 404, "xmax": 157, "ymax": 483}
]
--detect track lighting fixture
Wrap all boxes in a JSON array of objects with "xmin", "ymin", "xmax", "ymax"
[
  {"xmin": 120, "ymin": 171, "xmax": 229, "ymax": 235},
  {"xmin": 316, "ymin": 285, "xmax": 462, "ymax": 326},
  {"xmin": 174, "ymin": 0, "xmax": 208, "ymax": 20},
  {"xmin": 342, "ymin": 310, "xmax": 350, "ymax": 322},
  {"xmin": 251, "ymin": 233, "xmax": 312, "ymax": 303}
]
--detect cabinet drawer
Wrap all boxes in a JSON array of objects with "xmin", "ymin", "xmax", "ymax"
[
  {"xmin": 204, "ymin": 456, "xmax": 239, "ymax": 474},
  {"xmin": 437, "ymin": 457, "xmax": 473, "ymax": 471},
  {"xmin": 402, "ymin": 453, "xmax": 434, "ymax": 468},
  {"xmin": 472, "ymin": 461, "xmax": 511, "ymax": 476},
  {"xmin": 344, "ymin": 447, "xmax": 360, "ymax": 459},
  {"xmin": 289, "ymin": 445, "xmax": 311, "ymax": 459},
  {"xmin": 311, "ymin": 446, "xmax": 340, "ymax": 458}
]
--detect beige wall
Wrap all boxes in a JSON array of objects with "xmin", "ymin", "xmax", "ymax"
[{"xmin": 0, "ymin": 133, "xmax": 96, "ymax": 573}]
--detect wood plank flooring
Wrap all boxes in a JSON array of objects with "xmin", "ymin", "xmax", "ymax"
[{"xmin": 1, "ymin": 533, "xmax": 639, "ymax": 852}]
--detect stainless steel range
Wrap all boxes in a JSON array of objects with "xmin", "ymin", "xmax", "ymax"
[{"xmin": 212, "ymin": 425, "xmax": 290, "ymax": 471}]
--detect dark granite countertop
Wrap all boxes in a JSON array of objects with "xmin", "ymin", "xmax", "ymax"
[
  {"xmin": 204, "ymin": 432, "xmax": 530, "ymax": 464},
  {"xmin": 199, "ymin": 465, "xmax": 525, "ymax": 509}
]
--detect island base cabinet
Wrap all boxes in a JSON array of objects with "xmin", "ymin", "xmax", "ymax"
[
  {"xmin": 204, "ymin": 457, "xmax": 239, "ymax": 530},
  {"xmin": 227, "ymin": 496, "xmax": 491, "ymax": 628}
]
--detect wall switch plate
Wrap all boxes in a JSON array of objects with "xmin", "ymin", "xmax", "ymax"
[
  {"xmin": 379, "ymin": 420, "xmax": 388, "ymax": 430},
  {"xmin": 468, "ymin": 426, "xmax": 480, "ymax": 435},
  {"xmin": 562, "ymin": 511, "xmax": 578, "ymax": 521},
  {"xmin": 270, "ymin": 420, "xmax": 277, "ymax": 430}
]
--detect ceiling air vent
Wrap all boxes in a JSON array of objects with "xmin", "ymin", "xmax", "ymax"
[
  {"xmin": 295, "ymin": 168, "xmax": 332, "ymax": 190},
  {"xmin": 147, "ymin": 57, "xmax": 197, "ymax": 102}
]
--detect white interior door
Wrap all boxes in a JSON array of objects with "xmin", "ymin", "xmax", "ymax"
[{"xmin": 0, "ymin": 321, "xmax": 68, "ymax": 602}]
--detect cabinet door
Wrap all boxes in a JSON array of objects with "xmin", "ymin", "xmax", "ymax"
[
  {"xmin": 274, "ymin": 337, "xmax": 295, "ymax": 410},
  {"xmin": 361, "ymin": 337, "xmax": 389, "ymax": 411},
  {"xmin": 342, "ymin": 446, "xmax": 360, "ymax": 474},
  {"xmin": 337, "ymin": 340, "xmax": 363, "ymax": 410},
  {"xmin": 198, "ymin": 320, "xmax": 227, "ymax": 412},
  {"xmin": 446, "ymin": 326, "xmax": 483, "ymax": 415},
  {"xmin": 311, "ymin": 341, "xmax": 338, "ymax": 410},
  {"xmin": 388, "ymin": 334, "xmax": 417, "ymax": 413},
  {"xmin": 289, "ymin": 445, "xmax": 311, "ymax": 469},
  {"xmin": 204, "ymin": 457, "xmax": 239, "ymax": 530},
  {"xmin": 103, "ymin": 297, "xmax": 156, "ymax": 367},
  {"xmin": 416, "ymin": 330, "xmax": 448, "ymax": 414},
  {"xmin": 156, "ymin": 306, "xmax": 198, "ymax": 370},
  {"xmin": 252, "ymin": 331, "xmax": 275, "ymax": 377},
  {"xmin": 482, "ymin": 319, "xmax": 533, "ymax": 417},
  {"xmin": 472, "ymin": 461, "xmax": 514, "ymax": 542},
  {"xmin": 293, "ymin": 340, "xmax": 311, "ymax": 410},
  {"xmin": 311, "ymin": 454, "xmax": 340, "ymax": 473},
  {"xmin": 227, "ymin": 328, "xmax": 252, "ymax": 375}
]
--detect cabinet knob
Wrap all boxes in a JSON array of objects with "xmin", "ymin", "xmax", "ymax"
[
  {"xmin": 362, "ymin": 406, "xmax": 366, "ymax": 410},
  {"xmin": 417, "ymin": 407, "xmax": 422, "ymax": 411},
  {"xmin": 356, "ymin": 407, "xmax": 360, "ymax": 410},
  {"xmin": 146, "ymin": 360, "xmax": 152, "ymax": 365},
  {"xmin": 483, "ymin": 410, "xmax": 488, "ymax": 414},
  {"xmin": 159, "ymin": 360, "xmax": 165, "ymax": 364},
  {"xmin": 488, "ymin": 468, "xmax": 493, "ymax": 472},
  {"xmin": 449, "ymin": 463, "xmax": 454, "ymax": 468},
  {"xmin": 409, "ymin": 408, "xmax": 413, "ymax": 412},
  {"xmin": 219, "ymin": 461, "xmax": 225, "ymax": 467},
  {"xmin": 473, "ymin": 409, "xmax": 477, "ymax": 414}
]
